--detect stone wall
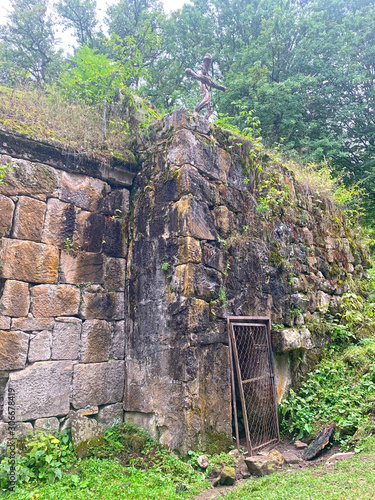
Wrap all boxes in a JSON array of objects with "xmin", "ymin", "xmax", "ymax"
[
  {"xmin": 0, "ymin": 109, "xmax": 371, "ymax": 455},
  {"xmin": 125, "ymin": 109, "xmax": 371, "ymax": 452},
  {"xmin": 0, "ymin": 149, "xmax": 130, "ymax": 447}
]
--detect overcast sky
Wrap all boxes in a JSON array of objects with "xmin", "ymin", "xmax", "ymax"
[{"xmin": 0, "ymin": 0, "xmax": 190, "ymax": 50}]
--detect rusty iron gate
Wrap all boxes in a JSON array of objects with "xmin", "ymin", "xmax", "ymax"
[{"xmin": 227, "ymin": 316, "xmax": 279, "ymax": 454}]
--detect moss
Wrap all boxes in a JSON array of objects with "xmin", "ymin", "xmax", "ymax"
[
  {"xmin": 205, "ymin": 431, "xmax": 232, "ymax": 455},
  {"xmin": 76, "ymin": 436, "xmax": 105, "ymax": 458},
  {"xmin": 331, "ymin": 262, "xmax": 340, "ymax": 277},
  {"xmin": 269, "ymin": 241, "xmax": 283, "ymax": 268}
]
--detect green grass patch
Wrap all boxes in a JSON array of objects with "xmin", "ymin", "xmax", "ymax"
[{"xmin": 225, "ymin": 450, "xmax": 375, "ymax": 500}]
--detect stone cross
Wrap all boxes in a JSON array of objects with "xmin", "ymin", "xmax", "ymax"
[{"xmin": 185, "ymin": 54, "xmax": 227, "ymax": 120}]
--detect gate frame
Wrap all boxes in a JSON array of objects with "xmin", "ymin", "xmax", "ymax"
[{"xmin": 227, "ymin": 316, "xmax": 280, "ymax": 454}]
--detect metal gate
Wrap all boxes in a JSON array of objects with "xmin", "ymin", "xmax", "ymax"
[{"xmin": 227, "ymin": 316, "xmax": 279, "ymax": 454}]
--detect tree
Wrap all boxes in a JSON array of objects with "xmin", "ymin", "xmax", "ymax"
[
  {"xmin": 56, "ymin": 0, "xmax": 98, "ymax": 48},
  {"xmin": 0, "ymin": 0, "xmax": 61, "ymax": 86}
]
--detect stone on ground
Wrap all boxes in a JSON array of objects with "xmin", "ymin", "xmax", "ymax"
[
  {"xmin": 70, "ymin": 413, "xmax": 104, "ymax": 458},
  {"xmin": 219, "ymin": 466, "xmax": 236, "ymax": 485}
]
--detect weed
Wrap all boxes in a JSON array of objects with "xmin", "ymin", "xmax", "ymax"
[{"xmin": 63, "ymin": 237, "xmax": 74, "ymax": 251}]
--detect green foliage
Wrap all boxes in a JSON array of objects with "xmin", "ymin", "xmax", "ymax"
[
  {"xmin": 0, "ymin": 0, "xmax": 62, "ymax": 86},
  {"xmin": 0, "ymin": 430, "xmax": 75, "ymax": 491},
  {"xmin": 56, "ymin": 0, "xmax": 98, "ymax": 48},
  {"xmin": 161, "ymin": 262, "xmax": 170, "ymax": 272}
]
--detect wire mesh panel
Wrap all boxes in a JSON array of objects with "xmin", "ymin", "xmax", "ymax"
[{"xmin": 228, "ymin": 317, "xmax": 279, "ymax": 454}]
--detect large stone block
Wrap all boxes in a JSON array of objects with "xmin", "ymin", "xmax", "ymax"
[
  {"xmin": 28, "ymin": 330, "xmax": 51, "ymax": 362},
  {"xmin": 0, "ymin": 195, "xmax": 14, "ymax": 237},
  {"xmin": 104, "ymin": 257, "xmax": 126, "ymax": 291},
  {"xmin": 178, "ymin": 237, "xmax": 202, "ymax": 264},
  {"xmin": 102, "ymin": 218, "xmax": 126, "ymax": 258},
  {"xmin": 99, "ymin": 188, "xmax": 129, "ymax": 215},
  {"xmin": 52, "ymin": 317, "xmax": 81, "ymax": 360},
  {"xmin": 11, "ymin": 316, "xmax": 54, "ymax": 331},
  {"xmin": 213, "ymin": 205, "xmax": 233, "ymax": 237},
  {"xmin": 174, "ymin": 263, "xmax": 220, "ymax": 301},
  {"xmin": 316, "ymin": 290, "xmax": 331, "ymax": 314},
  {"xmin": 97, "ymin": 403, "xmax": 123, "ymax": 429},
  {"xmin": 70, "ymin": 413, "xmax": 104, "ymax": 458},
  {"xmin": 73, "ymin": 211, "xmax": 104, "ymax": 253},
  {"xmin": 72, "ymin": 361, "xmax": 125, "ymax": 409},
  {"xmin": 110, "ymin": 321, "xmax": 125, "ymax": 359},
  {"xmin": 0, "ymin": 157, "xmax": 59, "ymax": 199},
  {"xmin": 41, "ymin": 198, "xmax": 76, "ymax": 247},
  {"xmin": 0, "ymin": 238, "xmax": 59, "ymax": 283},
  {"xmin": 60, "ymin": 172, "xmax": 109, "ymax": 211},
  {"xmin": 60, "ymin": 251, "xmax": 103, "ymax": 284},
  {"xmin": 3, "ymin": 361, "xmax": 73, "ymax": 421},
  {"xmin": 272, "ymin": 327, "xmax": 313, "ymax": 353},
  {"xmin": 0, "ymin": 330, "xmax": 28, "ymax": 370},
  {"xmin": 80, "ymin": 319, "xmax": 111, "ymax": 363},
  {"xmin": 31, "ymin": 285, "xmax": 80, "ymax": 317},
  {"xmin": 170, "ymin": 195, "xmax": 216, "ymax": 241},
  {"xmin": 0, "ymin": 280, "xmax": 30, "ymax": 317},
  {"xmin": 12, "ymin": 196, "xmax": 46, "ymax": 241},
  {"xmin": 80, "ymin": 288, "xmax": 124, "ymax": 320}
]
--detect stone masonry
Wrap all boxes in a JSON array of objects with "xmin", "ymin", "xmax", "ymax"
[{"xmin": 0, "ymin": 108, "xmax": 371, "ymax": 454}]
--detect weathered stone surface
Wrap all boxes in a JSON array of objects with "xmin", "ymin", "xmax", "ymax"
[
  {"xmin": 99, "ymin": 188, "xmax": 129, "ymax": 215},
  {"xmin": 290, "ymin": 293, "xmax": 310, "ymax": 313},
  {"xmin": 60, "ymin": 251, "xmax": 104, "ymax": 284},
  {"xmin": 12, "ymin": 196, "xmax": 45, "ymax": 241},
  {"xmin": 294, "ymin": 440, "xmax": 308, "ymax": 449},
  {"xmin": 272, "ymin": 327, "xmax": 313, "ymax": 352},
  {"xmin": 186, "ymin": 298, "xmax": 210, "ymax": 333},
  {"xmin": 97, "ymin": 403, "xmax": 124, "ymax": 429},
  {"xmin": 174, "ymin": 263, "xmax": 220, "ymax": 301},
  {"xmin": 0, "ymin": 238, "xmax": 59, "ymax": 283},
  {"xmin": 0, "ymin": 330, "xmax": 28, "ymax": 370},
  {"xmin": 0, "ymin": 157, "xmax": 59, "ymax": 199},
  {"xmin": 103, "ymin": 257, "xmax": 126, "ymax": 292},
  {"xmin": 102, "ymin": 218, "xmax": 127, "ymax": 258},
  {"xmin": 80, "ymin": 289, "xmax": 124, "ymax": 320},
  {"xmin": 70, "ymin": 413, "xmax": 105, "ymax": 458},
  {"xmin": 213, "ymin": 206, "xmax": 233, "ymax": 237},
  {"xmin": 197, "ymin": 455, "xmax": 209, "ymax": 469},
  {"xmin": 178, "ymin": 237, "xmax": 202, "ymax": 264},
  {"xmin": 0, "ymin": 316, "xmax": 10, "ymax": 329},
  {"xmin": 3, "ymin": 361, "xmax": 73, "ymax": 421},
  {"xmin": 282, "ymin": 451, "xmax": 300, "ymax": 464},
  {"xmin": 245, "ymin": 455, "xmax": 279, "ymax": 476},
  {"xmin": 41, "ymin": 198, "xmax": 76, "ymax": 247},
  {"xmin": 0, "ymin": 422, "xmax": 8, "ymax": 458},
  {"xmin": 0, "ymin": 280, "xmax": 29, "ymax": 317},
  {"xmin": 34, "ymin": 417, "xmax": 59, "ymax": 435},
  {"xmin": 72, "ymin": 361, "xmax": 125, "ymax": 409},
  {"xmin": 73, "ymin": 211, "xmax": 104, "ymax": 253},
  {"xmin": 268, "ymin": 449, "xmax": 285, "ymax": 466},
  {"xmin": 52, "ymin": 317, "xmax": 81, "ymax": 360},
  {"xmin": 0, "ymin": 195, "xmax": 14, "ymax": 237},
  {"xmin": 110, "ymin": 321, "xmax": 125, "ymax": 359},
  {"xmin": 31, "ymin": 285, "xmax": 80, "ymax": 317},
  {"xmin": 14, "ymin": 422, "xmax": 33, "ymax": 438},
  {"xmin": 170, "ymin": 195, "xmax": 216, "ymax": 240},
  {"xmin": 11, "ymin": 316, "xmax": 54, "ymax": 331},
  {"xmin": 220, "ymin": 466, "xmax": 236, "ymax": 485},
  {"xmin": 60, "ymin": 172, "xmax": 109, "ymax": 211},
  {"xmin": 175, "ymin": 164, "xmax": 213, "ymax": 203},
  {"xmin": 316, "ymin": 290, "xmax": 331, "ymax": 314},
  {"xmin": 80, "ymin": 319, "xmax": 111, "ymax": 363},
  {"xmin": 28, "ymin": 330, "xmax": 51, "ymax": 362}
]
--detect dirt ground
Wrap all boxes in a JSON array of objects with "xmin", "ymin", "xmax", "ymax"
[{"xmin": 194, "ymin": 437, "xmax": 345, "ymax": 500}]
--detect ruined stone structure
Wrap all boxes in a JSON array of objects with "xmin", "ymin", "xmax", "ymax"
[{"xmin": 0, "ymin": 109, "xmax": 371, "ymax": 454}]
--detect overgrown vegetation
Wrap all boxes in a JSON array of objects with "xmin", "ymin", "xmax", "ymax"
[
  {"xmin": 280, "ymin": 268, "xmax": 375, "ymax": 448},
  {"xmin": 0, "ymin": 422, "xmax": 219, "ymax": 498}
]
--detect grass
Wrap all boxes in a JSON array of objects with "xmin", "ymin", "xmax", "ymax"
[
  {"xmin": 225, "ymin": 446, "xmax": 375, "ymax": 500},
  {"xmin": 0, "ymin": 85, "xmax": 132, "ymax": 164},
  {"xmin": 0, "ymin": 422, "xmax": 209, "ymax": 499}
]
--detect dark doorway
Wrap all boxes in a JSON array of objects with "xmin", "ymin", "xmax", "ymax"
[{"xmin": 228, "ymin": 316, "xmax": 279, "ymax": 455}]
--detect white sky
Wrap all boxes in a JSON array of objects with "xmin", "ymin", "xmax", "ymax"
[{"xmin": 0, "ymin": 0, "xmax": 190, "ymax": 51}]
